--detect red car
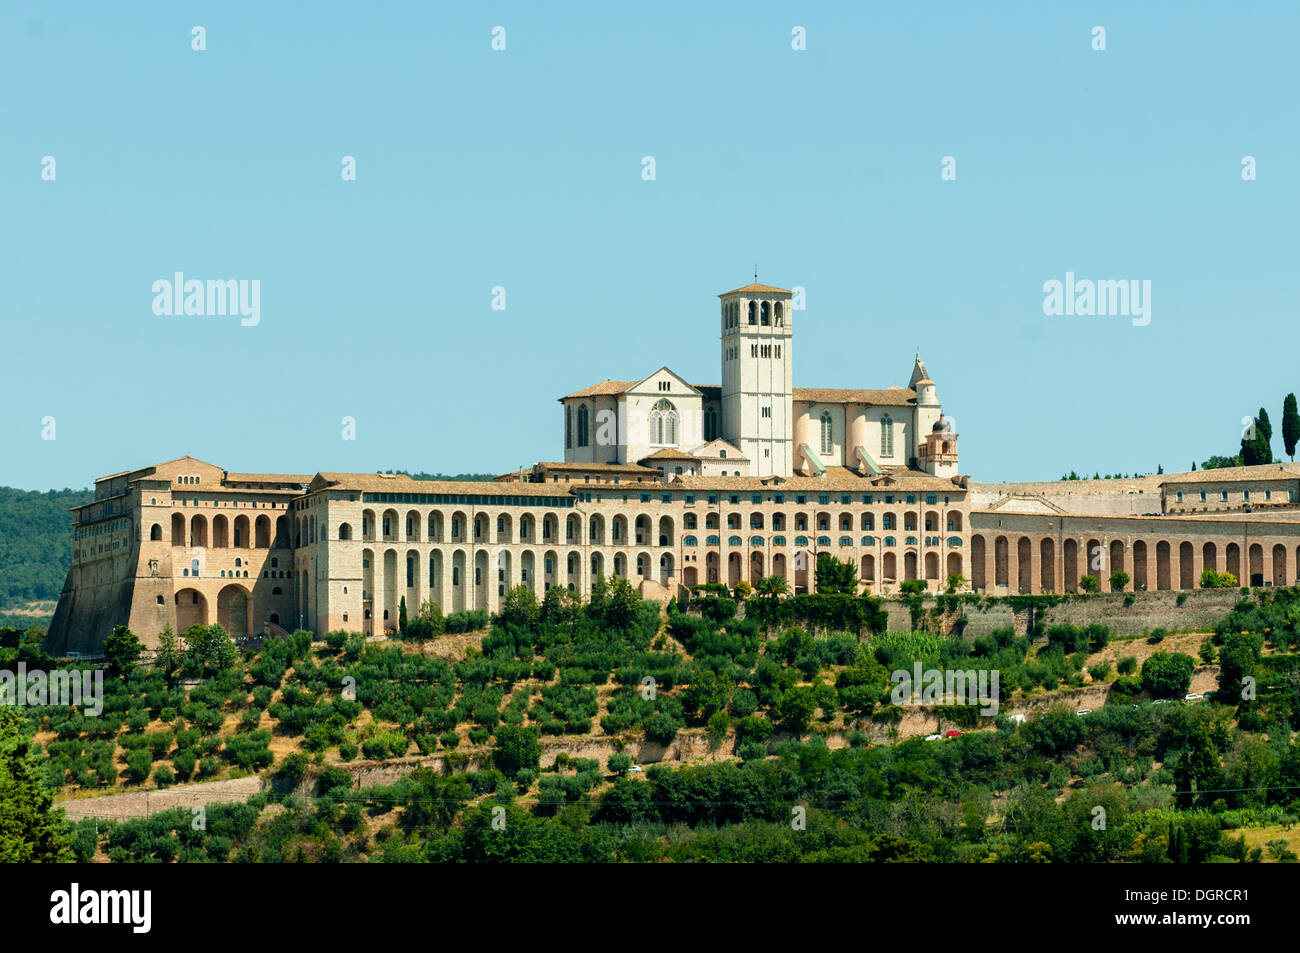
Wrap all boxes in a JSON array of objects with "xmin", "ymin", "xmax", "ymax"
[{"xmin": 944, "ymin": 730, "xmax": 964, "ymax": 738}]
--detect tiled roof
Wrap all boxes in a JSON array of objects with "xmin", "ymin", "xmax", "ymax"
[
  {"xmin": 718, "ymin": 283, "xmax": 791, "ymax": 297},
  {"xmin": 224, "ymin": 473, "xmax": 313, "ymax": 485},
  {"xmin": 532, "ymin": 461, "xmax": 661, "ymax": 474},
  {"xmin": 639, "ymin": 449, "xmax": 699, "ymax": 460},
  {"xmin": 794, "ymin": 386, "xmax": 917, "ymax": 406},
  {"xmin": 309, "ymin": 473, "xmax": 573, "ymax": 497},
  {"xmin": 560, "ymin": 380, "xmax": 635, "ymax": 399},
  {"xmin": 668, "ymin": 467, "xmax": 964, "ymax": 493},
  {"xmin": 1159, "ymin": 463, "xmax": 1300, "ymax": 485}
]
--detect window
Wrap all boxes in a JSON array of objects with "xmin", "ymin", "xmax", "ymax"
[
  {"xmin": 794, "ymin": 535, "xmax": 809, "ymax": 546},
  {"xmin": 926, "ymin": 494, "xmax": 937, "ymax": 505},
  {"xmin": 773, "ymin": 535, "xmax": 786, "ymax": 546},
  {"xmin": 729, "ymin": 536, "xmax": 743, "ymax": 546},
  {"xmin": 1221, "ymin": 491, "xmax": 1228, "ymax": 501},
  {"xmin": 881, "ymin": 413, "xmax": 894, "ymax": 456},
  {"xmin": 577, "ymin": 405, "xmax": 590, "ymax": 447},
  {"xmin": 884, "ymin": 536, "xmax": 896, "ymax": 547},
  {"xmin": 817, "ymin": 536, "xmax": 831, "ymax": 546},
  {"xmin": 650, "ymin": 398, "xmax": 678, "ymax": 445},
  {"xmin": 839, "ymin": 536, "xmax": 852, "ymax": 547},
  {"xmin": 820, "ymin": 411, "xmax": 833, "ymax": 454},
  {"xmin": 1176, "ymin": 491, "xmax": 1183, "ymax": 502},
  {"xmin": 684, "ymin": 535, "xmax": 698, "ymax": 546},
  {"xmin": 750, "ymin": 536, "xmax": 764, "ymax": 547},
  {"xmin": 862, "ymin": 535, "xmax": 876, "ymax": 545},
  {"xmin": 565, "ymin": 405, "xmax": 573, "ymax": 449},
  {"xmin": 1244, "ymin": 490, "xmax": 1251, "ymax": 501},
  {"xmin": 719, "ymin": 450, "xmax": 726, "ymax": 459},
  {"xmin": 706, "ymin": 535, "xmax": 720, "ymax": 546},
  {"xmin": 704, "ymin": 408, "xmax": 718, "ymax": 441}
]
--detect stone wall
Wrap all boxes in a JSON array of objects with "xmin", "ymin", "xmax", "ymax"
[{"xmin": 883, "ymin": 588, "xmax": 1245, "ymax": 637}]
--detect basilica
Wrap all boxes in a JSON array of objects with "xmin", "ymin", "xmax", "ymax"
[{"xmin": 44, "ymin": 279, "xmax": 1300, "ymax": 654}]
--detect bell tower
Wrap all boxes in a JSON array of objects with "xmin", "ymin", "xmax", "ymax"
[{"xmin": 718, "ymin": 280, "xmax": 794, "ymax": 477}]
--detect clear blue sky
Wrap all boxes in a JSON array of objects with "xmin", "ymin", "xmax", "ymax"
[{"xmin": 3, "ymin": 2, "xmax": 1297, "ymax": 491}]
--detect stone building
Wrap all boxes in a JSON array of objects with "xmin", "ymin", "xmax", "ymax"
[{"xmin": 42, "ymin": 279, "xmax": 1300, "ymax": 653}]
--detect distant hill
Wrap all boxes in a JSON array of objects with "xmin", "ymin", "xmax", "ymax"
[{"xmin": 0, "ymin": 487, "xmax": 92, "ymax": 610}]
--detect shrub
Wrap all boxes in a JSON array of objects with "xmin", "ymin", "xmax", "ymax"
[
  {"xmin": 1117, "ymin": 656, "xmax": 1137, "ymax": 675},
  {"xmin": 1140, "ymin": 651, "xmax": 1194, "ymax": 698},
  {"xmin": 153, "ymin": 765, "xmax": 176, "ymax": 787},
  {"xmin": 276, "ymin": 752, "xmax": 310, "ymax": 787},
  {"xmin": 607, "ymin": 752, "xmax": 633, "ymax": 775},
  {"xmin": 125, "ymin": 749, "xmax": 152, "ymax": 784},
  {"xmin": 730, "ymin": 688, "xmax": 758, "ymax": 718},
  {"xmin": 1088, "ymin": 661, "xmax": 1112, "ymax": 682},
  {"xmin": 338, "ymin": 741, "xmax": 357, "ymax": 762},
  {"xmin": 172, "ymin": 749, "xmax": 197, "ymax": 779},
  {"xmin": 738, "ymin": 741, "xmax": 768, "ymax": 761},
  {"xmin": 1079, "ymin": 575, "xmax": 1100, "ymax": 593}
]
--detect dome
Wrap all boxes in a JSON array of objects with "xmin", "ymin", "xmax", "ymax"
[{"xmin": 932, "ymin": 417, "xmax": 949, "ymax": 432}]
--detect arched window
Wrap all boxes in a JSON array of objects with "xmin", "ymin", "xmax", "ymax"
[
  {"xmin": 704, "ymin": 407, "xmax": 717, "ymax": 442},
  {"xmin": 820, "ymin": 411, "xmax": 833, "ymax": 455},
  {"xmin": 577, "ymin": 405, "xmax": 589, "ymax": 447},
  {"xmin": 565, "ymin": 405, "xmax": 573, "ymax": 449},
  {"xmin": 747, "ymin": 301, "xmax": 756, "ymax": 324},
  {"xmin": 650, "ymin": 398, "xmax": 678, "ymax": 445},
  {"xmin": 761, "ymin": 301, "xmax": 770, "ymax": 325},
  {"xmin": 881, "ymin": 413, "xmax": 894, "ymax": 457},
  {"xmin": 775, "ymin": 302, "xmax": 784, "ymax": 325}
]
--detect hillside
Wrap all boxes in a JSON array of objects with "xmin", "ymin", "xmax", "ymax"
[
  {"xmin": 12, "ymin": 582, "xmax": 1300, "ymax": 863},
  {"xmin": 0, "ymin": 486, "xmax": 91, "ymax": 618}
]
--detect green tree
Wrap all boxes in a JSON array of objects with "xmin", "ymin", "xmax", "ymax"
[
  {"xmin": 1108, "ymin": 570, "xmax": 1130, "ymax": 592},
  {"xmin": 1283, "ymin": 393, "xmax": 1300, "ymax": 461},
  {"xmin": 777, "ymin": 685, "xmax": 819, "ymax": 734},
  {"xmin": 153, "ymin": 623, "xmax": 181, "ymax": 681},
  {"xmin": 1079, "ymin": 575, "xmax": 1100, "ymax": 593},
  {"xmin": 815, "ymin": 553, "xmax": 857, "ymax": 595},
  {"xmin": 1242, "ymin": 409, "xmax": 1274, "ymax": 466},
  {"xmin": 752, "ymin": 574, "xmax": 790, "ymax": 631},
  {"xmin": 492, "ymin": 725, "xmax": 541, "ymax": 779},
  {"xmin": 398, "ymin": 596, "xmax": 408, "ymax": 634},
  {"xmin": 499, "ymin": 585, "xmax": 540, "ymax": 629},
  {"xmin": 0, "ymin": 709, "xmax": 72, "ymax": 861},
  {"xmin": 184, "ymin": 623, "xmax": 236, "ymax": 676},
  {"xmin": 602, "ymin": 575, "xmax": 642, "ymax": 630},
  {"xmin": 1140, "ymin": 651, "xmax": 1195, "ymax": 698},
  {"xmin": 945, "ymin": 573, "xmax": 966, "ymax": 593},
  {"xmin": 103, "ymin": 624, "xmax": 143, "ymax": 677}
]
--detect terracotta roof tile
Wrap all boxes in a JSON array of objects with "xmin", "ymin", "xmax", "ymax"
[
  {"xmin": 1159, "ymin": 463, "xmax": 1300, "ymax": 485},
  {"xmin": 718, "ymin": 283, "xmax": 792, "ymax": 297}
]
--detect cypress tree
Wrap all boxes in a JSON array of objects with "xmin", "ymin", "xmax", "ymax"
[{"xmin": 1282, "ymin": 393, "xmax": 1299, "ymax": 461}]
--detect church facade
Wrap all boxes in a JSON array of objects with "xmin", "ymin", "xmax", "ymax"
[{"xmin": 43, "ymin": 279, "xmax": 1300, "ymax": 654}]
